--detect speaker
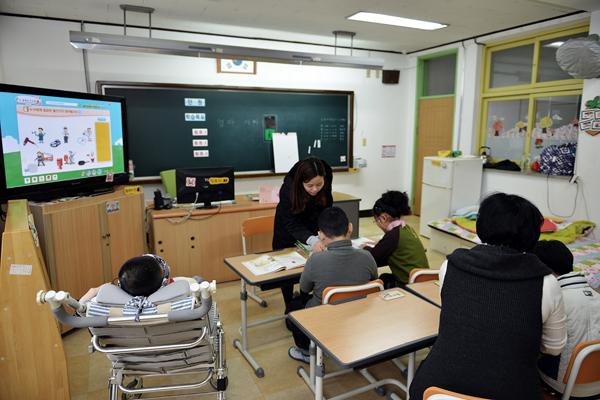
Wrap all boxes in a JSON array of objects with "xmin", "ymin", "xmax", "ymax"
[
  {"xmin": 382, "ymin": 70, "xmax": 400, "ymax": 84},
  {"xmin": 154, "ymin": 189, "xmax": 165, "ymax": 210}
]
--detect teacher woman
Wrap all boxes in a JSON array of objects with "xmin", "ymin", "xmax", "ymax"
[{"xmin": 273, "ymin": 156, "xmax": 333, "ymax": 306}]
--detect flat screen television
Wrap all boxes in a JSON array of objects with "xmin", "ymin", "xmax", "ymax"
[
  {"xmin": 0, "ymin": 83, "xmax": 129, "ymax": 203},
  {"xmin": 176, "ymin": 166, "xmax": 235, "ymax": 209}
]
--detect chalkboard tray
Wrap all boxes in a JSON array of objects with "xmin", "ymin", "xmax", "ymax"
[{"xmin": 98, "ymin": 82, "xmax": 354, "ymax": 177}]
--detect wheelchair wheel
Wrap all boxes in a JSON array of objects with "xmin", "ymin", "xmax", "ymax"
[{"xmin": 121, "ymin": 379, "xmax": 142, "ymax": 400}]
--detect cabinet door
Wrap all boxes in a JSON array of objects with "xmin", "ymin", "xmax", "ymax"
[
  {"xmin": 104, "ymin": 194, "xmax": 146, "ymax": 281},
  {"xmin": 50, "ymin": 205, "xmax": 104, "ymax": 299}
]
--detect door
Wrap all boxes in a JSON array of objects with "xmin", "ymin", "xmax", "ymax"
[{"xmin": 413, "ymin": 97, "xmax": 454, "ymax": 215}]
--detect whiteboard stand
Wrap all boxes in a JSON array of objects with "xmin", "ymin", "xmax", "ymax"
[{"xmin": 273, "ymin": 132, "xmax": 299, "ymax": 173}]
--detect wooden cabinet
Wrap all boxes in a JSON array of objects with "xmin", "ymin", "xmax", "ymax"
[{"xmin": 30, "ymin": 189, "xmax": 147, "ymax": 302}]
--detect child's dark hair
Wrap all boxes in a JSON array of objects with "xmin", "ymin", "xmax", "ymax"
[
  {"xmin": 118, "ymin": 256, "xmax": 164, "ymax": 296},
  {"xmin": 531, "ymin": 240, "xmax": 574, "ymax": 276},
  {"xmin": 318, "ymin": 207, "xmax": 349, "ymax": 238},
  {"xmin": 291, "ymin": 157, "xmax": 330, "ymax": 214},
  {"xmin": 373, "ymin": 191, "xmax": 410, "ymax": 219},
  {"xmin": 477, "ymin": 192, "xmax": 543, "ymax": 253}
]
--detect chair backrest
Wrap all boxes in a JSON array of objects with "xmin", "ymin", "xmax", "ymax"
[
  {"xmin": 241, "ymin": 215, "xmax": 275, "ymax": 255},
  {"xmin": 424, "ymin": 386, "xmax": 492, "ymax": 400},
  {"xmin": 409, "ymin": 268, "xmax": 440, "ymax": 284},
  {"xmin": 160, "ymin": 169, "xmax": 177, "ymax": 199},
  {"xmin": 563, "ymin": 339, "xmax": 600, "ymax": 385},
  {"xmin": 322, "ymin": 279, "xmax": 384, "ymax": 304}
]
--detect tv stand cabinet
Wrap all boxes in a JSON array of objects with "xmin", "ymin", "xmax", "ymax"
[{"xmin": 29, "ymin": 189, "xmax": 147, "ymax": 330}]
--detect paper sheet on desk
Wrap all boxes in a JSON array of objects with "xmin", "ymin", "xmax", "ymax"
[{"xmin": 352, "ymin": 236, "xmax": 379, "ymax": 249}]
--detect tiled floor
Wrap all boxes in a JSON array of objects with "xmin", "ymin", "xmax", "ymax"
[{"xmin": 63, "ymin": 215, "xmax": 446, "ymax": 400}]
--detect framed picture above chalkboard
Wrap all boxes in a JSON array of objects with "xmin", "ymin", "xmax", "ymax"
[{"xmin": 217, "ymin": 59, "xmax": 256, "ymax": 74}]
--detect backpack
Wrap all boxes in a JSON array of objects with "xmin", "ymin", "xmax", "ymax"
[{"xmin": 539, "ymin": 143, "xmax": 577, "ymax": 176}]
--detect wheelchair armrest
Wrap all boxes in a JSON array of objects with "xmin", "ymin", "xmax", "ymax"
[
  {"xmin": 52, "ymin": 305, "xmax": 109, "ymax": 328},
  {"xmin": 168, "ymin": 297, "xmax": 212, "ymax": 322}
]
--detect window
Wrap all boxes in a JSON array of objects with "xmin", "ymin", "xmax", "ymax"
[
  {"xmin": 478, "ymin": 24, "xmax": 587, "ymax": 173},
  {"xmin": 423, "ymin": 53, "xmax": 457, "ymax": 96}
]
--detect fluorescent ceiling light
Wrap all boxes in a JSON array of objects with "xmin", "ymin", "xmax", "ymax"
[
  {"xmin": 347, "ymin": 12, "xmax": 447, "ymax": 31},
  {"xmin": 69, "ymin": 31, "xmax": 385, "ymax": 70}
]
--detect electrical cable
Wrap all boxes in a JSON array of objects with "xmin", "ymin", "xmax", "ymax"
[{"xmin": 545, "ymin": 174, "xmax": 578, "ymax": 219}]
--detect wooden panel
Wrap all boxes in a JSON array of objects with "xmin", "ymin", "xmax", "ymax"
[
  {"xmin": 105, "ymin": 193, "xmax": 146, "ymax": 280},
  {"xmin": 50, "ymin": 205, "xmax": 104, "ymax": 299},
  {"xmin": 0, "ymin": 201, "xmax": 70, "ymax": 400},
  {"xmin": 152, "ymin": 217, "xmax": 196, "ymax": 278},
  {"xmin": 414, "ymin": 97, "xmax": 454, "ymax": 215}
]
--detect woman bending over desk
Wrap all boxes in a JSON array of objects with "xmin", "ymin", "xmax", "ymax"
[
  {"xmin": 408, "ymin": 192, "xmax": 566, "ymax": 400},
  {"xmin": 273, "ymin": 157, "xmax": 333, "ymax": 307},
  {"xmin": 360, "ymin": 190, "xmax": 429, "ymax": 288}
]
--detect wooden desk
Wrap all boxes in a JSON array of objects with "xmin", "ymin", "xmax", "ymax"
[
  {"xmin": 224, "ymin": 249, "xmax": 308, "ymax": 377},
  {"xmin": 405, "ymin": 281, "xmax": 442, "ymax": 308},
  {"xmin": 289, "ymin": 289, "xmax": 440, "ymax": 400},
  {"xmin": 150, "ymin": 191, "xmax": 360, "ymax": 283}
]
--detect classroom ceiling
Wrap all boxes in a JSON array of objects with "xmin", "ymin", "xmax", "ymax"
[{"xmin": 1, "ymin": 0, "xmax": 599, "ymax": 54}]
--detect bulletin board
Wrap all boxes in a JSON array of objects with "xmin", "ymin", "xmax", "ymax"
[{"xmin": 98, "ymin": 82, "xmax": 353, "ymax": 177}]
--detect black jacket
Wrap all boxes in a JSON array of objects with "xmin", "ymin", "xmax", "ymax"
[{"xmin": 272, "ymin": 159, "xmax": 333, "ymax": 250}]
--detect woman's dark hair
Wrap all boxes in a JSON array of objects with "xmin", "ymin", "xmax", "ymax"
[
  {"xmin": 476, "ymin": 192, "xmax": 542, "ymax": 252},
  {"xmin": 531, "ymin": 240, "xmax": 574, "ymax": 276},
  {"xmin": 291, "ymin": 157, "xmax": 330, "ymax": 214},
  {"xmin": 118, "ymin": 256, "xmax": 164, "ymax": 296},
  {"xmin": 318, "ymin": 207, "xmax": 349, "ymax": 238},
  {"xmin": 372, "ymin": 191, "xmax": 410, "ymax": 219}
]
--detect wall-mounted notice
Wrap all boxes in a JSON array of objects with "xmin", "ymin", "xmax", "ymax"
[
  {"xmin": 193, "ymin": 150, "xmax": 209, "ymax": 157},
  {"xmin": 382, "ymin": 145, "xmax": 396, "ymax": 158},
  {"xmin": 273, "ymin": 132, "xmax": 299, "ymax": 173},
  {"xmin": 192, "ymin": 128, "xmax": 208, "ymax": 136},
  {"xmin": 185, "ymin": 113, "xmax": 206, "ymax": 121},
  {"xmin": 192, "ymin": 139, "xmax": 208, "ymax": 147},
  {"xmin": 185, "ymin": 98, "xmax": 206, "ymax": 106}
]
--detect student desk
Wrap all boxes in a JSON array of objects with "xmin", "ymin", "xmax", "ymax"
[
  {"xmin": 224, "ymin": 248, "xmax": 308, "ymax": 378},
  {"xmin": 289, "ymin": 288, "xmax": 440, "ymax": 400},
  {"xmin": 149, "ymin": 192, "xmax": 360, "ymax": 283},
  {"xmin": 405, "ymin": 281, "xmax": 442, "ymax": 308}
]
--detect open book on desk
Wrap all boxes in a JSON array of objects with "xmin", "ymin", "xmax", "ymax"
[{"xmin": 242, "ymin": 251, "xmax": 307, "ymax": 276}]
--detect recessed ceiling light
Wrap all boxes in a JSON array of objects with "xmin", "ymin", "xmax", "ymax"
[{"xmin": 347, "ymin": 12, "xmax": 447, "ymax": 31}]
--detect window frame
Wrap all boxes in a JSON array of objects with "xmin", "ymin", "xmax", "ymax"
[{"xmin": 477, "ymin": 23, "xmax": 588, "ymax": 166}]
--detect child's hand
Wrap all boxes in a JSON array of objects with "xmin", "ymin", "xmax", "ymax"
[{"xmin": 312, "ymin": 241, "xmax": 327, "ymax": 252}]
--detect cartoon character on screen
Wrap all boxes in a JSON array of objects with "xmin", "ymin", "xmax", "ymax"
[
  {"xmin": 63, "ymin": 127, "xmax": 69, "ymax": 144},
  {"xmin": 68, "ymin": 151, "xmax": 76, "ymax": 165},
  {"xmin": 37, "ymin": 128, "xmax": 46, "ymax": 143},
  {"xmin": 36, "ymin": 151, "xmax": 45, "ymax": 166},
  {"xmin": 90, "ymin": 152, "xmax": 95, "ymax": 162},
  {"xmin": 84, "ymin": 127, "xmax": 93, "ymax": 142},
  {"xmin": 57, "ymin": 158, "xmax": 63, "ymax": 170}
]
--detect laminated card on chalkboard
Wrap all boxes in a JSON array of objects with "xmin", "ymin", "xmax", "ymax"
[{"xmin": 273, "ymin": 132, "xmax": 299, "ymax": 173}]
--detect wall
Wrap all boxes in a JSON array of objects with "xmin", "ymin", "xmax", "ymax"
[
  {"xmin": 0, "ymin": 15, "xmax": 411, "ymax": 210},
  {"xmin": 405, "ymin": 13, "xmax": 598, "ymax": 233}
]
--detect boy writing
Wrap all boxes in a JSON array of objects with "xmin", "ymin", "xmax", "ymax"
[
  {"xmin": 287, "ymin": 207, "xmax": 378, "ymax": 363},
  {"xmin": 533, "ymin": 240, "xmax": 600, "ymax": 399}
]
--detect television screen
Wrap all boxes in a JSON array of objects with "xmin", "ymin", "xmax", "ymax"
[
  {"xmin": 0, "ymin": 84, "xmax": 129, "ymax": 203},
  {"xmin": 176, "ymin": 166, "xmax": 234, "ymax": 209}
]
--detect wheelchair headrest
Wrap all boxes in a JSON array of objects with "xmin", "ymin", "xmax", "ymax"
[{"xmin": 96, "ymin": 280, "xmax": 191, "ymax": 307}]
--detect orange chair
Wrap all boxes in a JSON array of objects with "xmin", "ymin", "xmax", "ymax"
[
  {"xmin": 322, "ymin": 279, "xmax": 384, "ymax": 304},
  {"xmin": 542, "ymin": 339, "xmax": 600, "ymax": 400},
  {"xmin": 409, "ymin": 268, "xmax": 440, "ymax": 284},
  {"xmin": 241, "ymin": 215, "xmax": 275, "ymax": 307},
  {"xmin": 424, "ymin": 386, "xmax": 492, "ymax": 400}
]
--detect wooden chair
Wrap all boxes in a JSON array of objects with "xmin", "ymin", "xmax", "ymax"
[
  {"xmin": 241, "ymin": 215, "xmax": 275, "ymax": 307},
  {"xmin": 424, "ymin": 386, "xmax": 492, "ymax": 400},
  {"xmin": 409, "ymin": 268, "xmax": 440, "ymax": 284},
  {"xmin": 542, "ymin": 339, "xmax": 600, "ymax": 400}
]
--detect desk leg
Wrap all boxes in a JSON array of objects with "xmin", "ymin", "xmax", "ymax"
[
  {"xmin": 315, "ymin": 346, "xmax": 324, "ymax": 400},
  {"xmin": 233, "ymin": 280, "xmax": 265, "ymax": 378},
  {"xmin": 406, "ymin": 352, "xmax": 416, "ymax": 400}
]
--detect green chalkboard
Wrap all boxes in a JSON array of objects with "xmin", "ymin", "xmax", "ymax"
[{"xmin": 98, "ymin": 82, "xmax": 353, "ymax": 177}]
